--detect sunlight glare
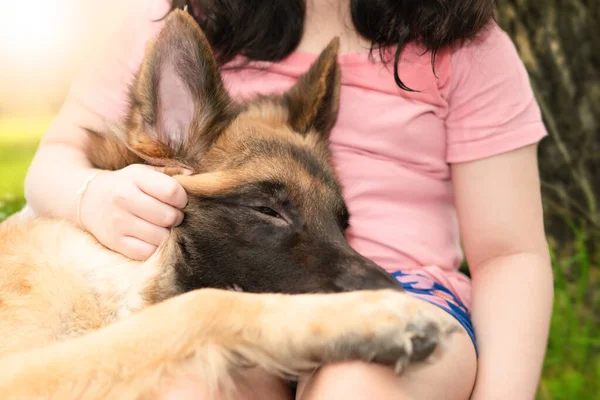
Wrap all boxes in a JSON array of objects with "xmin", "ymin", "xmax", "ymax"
[{"xmin": 0, "ymin": 0, "xmax": 68, "ymax": 59}]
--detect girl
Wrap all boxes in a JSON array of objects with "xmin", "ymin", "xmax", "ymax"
[{"xmin": 23, "ymin": 0, "xmax": 553, "ymax": 399}]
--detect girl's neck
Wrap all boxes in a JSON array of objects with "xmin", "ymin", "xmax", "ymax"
[{"xmin": 296, "ymin": 0, "xmax": 372, "ymax": 55}]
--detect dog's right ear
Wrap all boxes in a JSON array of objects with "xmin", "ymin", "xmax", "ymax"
[
  {"xmin": 126, "ymin": 9, "xmax": 236, "ymax": 170},
  {"xmin": 283, "ymin": 38, "xmax": 341, "ymax": 140}
]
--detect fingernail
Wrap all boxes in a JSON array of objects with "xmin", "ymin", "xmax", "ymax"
[{"xmin": 175, "ymin": 211, "xmax": 185, "ymax": 226}]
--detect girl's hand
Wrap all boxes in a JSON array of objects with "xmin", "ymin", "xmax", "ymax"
[{"xmin": 80, "ymin": 164, "xmax": 190, "ymax": 261}]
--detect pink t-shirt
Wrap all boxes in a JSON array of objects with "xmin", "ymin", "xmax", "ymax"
[{"xmin": 67, "ymin": 0, "xmax": 547, "ymax": 310}]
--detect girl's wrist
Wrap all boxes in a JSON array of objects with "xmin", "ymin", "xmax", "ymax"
[{"xmin": 75, "ymin": 170, "xmax": 104, "ymax": 231}]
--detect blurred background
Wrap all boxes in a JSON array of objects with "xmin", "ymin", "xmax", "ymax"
[
  {"xmin": 0, "ymin": 0, "xmax": 125, "ymax": 217},
  {"xmin": 0, "ymin": 1, "xmax": 598, "ymax": 398}
]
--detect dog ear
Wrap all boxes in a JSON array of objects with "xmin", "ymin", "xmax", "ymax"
[
  {"xmin": 283, "ymin": 38, "xmax": 341, "ymax": 140},
  {"xmin": 126, "ymin": 9, "xmax": 236, "ymax": 169}
]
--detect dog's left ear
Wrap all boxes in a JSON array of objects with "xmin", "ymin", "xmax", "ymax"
[
  {"xmin": 283, "ymin": 38, "xmax": 341, "ymax": 140},
  {"xmin": 127, "ymin": 9, "xmax": 236, "ymax": 169}
]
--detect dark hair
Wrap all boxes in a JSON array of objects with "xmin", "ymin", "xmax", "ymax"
[{"xmin": 169, "ymin": 0, "xmax": 496, "ymax": 91}]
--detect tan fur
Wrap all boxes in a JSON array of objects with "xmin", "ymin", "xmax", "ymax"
[
  {"xmin": 0, "ymin": 10, "xmax": 460, "ymax": 399},
  {"xmin": 0, "ymin": 213, "xmax": 454, "ymax": 399}
]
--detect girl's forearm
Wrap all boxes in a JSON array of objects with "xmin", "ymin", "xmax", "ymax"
[
  {"xmin": 24, "ymin": 142, "xmax": 98, "ymax": 224},
  {"xmin": 470, "ymin": 253, "xmax": 554, "ymax": 400},
  {"xmin": 24, "ymin": 99, "xmax": 110, "ymax": 223}
]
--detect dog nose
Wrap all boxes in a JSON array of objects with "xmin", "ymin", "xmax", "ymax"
[
  {"xmin": 334, "ymin": 257, "xmax": 402, "ymax": 292},
  {"xmin": 357, "ymin": 266, "xmax": 402, "ymax": 290}
]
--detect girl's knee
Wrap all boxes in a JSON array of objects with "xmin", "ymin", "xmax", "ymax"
[
  {"xmin": 297, "ymin": 325, "xmax": 476, "ymax": 400},
  {"xmin": 297, "ymin": 361, "xmax": 399, "ymax": 399}
]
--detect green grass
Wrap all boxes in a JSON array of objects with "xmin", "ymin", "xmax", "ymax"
[
  {"xmin": 0, "ymin": 116, "xmax": 598, "ymax": 399},
  {"xmin": 0, "ymin": 115, "xmax": 47, "ymax": 218},
  {"xmin": 538, "ymin": 229, "xmax": 600, "ymax": 400}
]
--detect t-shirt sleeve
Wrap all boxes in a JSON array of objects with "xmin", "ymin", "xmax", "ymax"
[
  {"xmin": 66, "ymin": 0, "xmax": 170, "ymax": 123},
  {"xmin": 444, "ymin": 24, "xmax": 547, "ymax": 163}
]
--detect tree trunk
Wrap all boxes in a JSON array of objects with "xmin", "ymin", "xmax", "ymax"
[{"xmin": 496, "ymin": 0, "xmax": 600, "ymax": 250}]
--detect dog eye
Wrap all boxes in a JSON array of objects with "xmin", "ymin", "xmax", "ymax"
[{"xmin": 252, "ymin": 206, "xmax": 282, "ymax": 219}]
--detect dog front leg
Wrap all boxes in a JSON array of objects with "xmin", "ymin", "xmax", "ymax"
[{"xmin": 0, "ymin": 288, "xmax": 460, "ymax": 399}]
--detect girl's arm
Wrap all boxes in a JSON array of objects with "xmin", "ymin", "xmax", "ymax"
[
  {"xmin": 24, "ymin": 101, "xmax": 188, "ymax": 260},
  {"xmin": 24, "ymin": 99, "xmax": 104, "ymax": 223},
  {"xmin": 24, "ymin": 0, "xmax": 188, "ymax": 260},
  {"xmin": 451, "ymin": 144, "xmax": 553, "ymax": 399}
]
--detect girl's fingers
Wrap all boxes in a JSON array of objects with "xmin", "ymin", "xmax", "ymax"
[
  {"xmin": 136, "ymin": 168, "xmax": 189, "ymax": 209},
  {"xmin": 115, "ymin": 236, "xmax": 158, "ymax": 261},
  {"xmin": 125, "ymin": 189, "xmax": 184, "ymax": 228},
  {"xmin": 127, "ymin": 216, "xmax": 171, "ymax": 247}
]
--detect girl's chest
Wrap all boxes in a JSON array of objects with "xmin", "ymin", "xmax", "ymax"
[
  {"xmin": 329, "ymin": 84, "xmax": 450, "ymax": 180},
  {"xmin": 222, "ymin": 54, "xmax": 452, "ymax": 179}
]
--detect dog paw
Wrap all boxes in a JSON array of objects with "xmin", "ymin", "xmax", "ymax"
[{"xmin": 312, "ymin": 290, "xmax": 462, "ymax": 373}]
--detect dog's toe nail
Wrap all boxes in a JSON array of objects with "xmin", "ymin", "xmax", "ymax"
[
  {"xmin": 406, "ymin": 321, "xmax": 440, "ymax": 362},
  {"xmin": 394, "ymin": 358, "xmax": 408, "ymax": 374}
]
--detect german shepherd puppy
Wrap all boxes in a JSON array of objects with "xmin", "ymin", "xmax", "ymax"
[{"xmin": 0, "ymin": 10, "xmax": 458, "ymax": 399}]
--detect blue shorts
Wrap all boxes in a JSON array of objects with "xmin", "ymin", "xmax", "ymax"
[{"xmin": 390, "ymin": 271, "xmax": 477, "ymax": 355}]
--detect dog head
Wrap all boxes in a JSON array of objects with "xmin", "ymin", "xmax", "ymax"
[{"xmin": 87, "ymin": 10, "xmax": 400, "ymax": 295}]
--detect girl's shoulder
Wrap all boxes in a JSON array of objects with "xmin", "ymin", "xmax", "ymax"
[
  {"xmin": 444, "ymin": 22, "xmax": 532, "ymax": 91},
  {"xmin": 441, "ymin": 22, "xmax": 548, "ymax": 163}
]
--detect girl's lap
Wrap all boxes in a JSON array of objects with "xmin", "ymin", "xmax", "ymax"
[
  {"xmin": 295, "ymin": 297, "xmax": 477, "ymax": 400},
  {"xmin": 158, "ymin": 311, "xmax": 475, "ymax": 400},
  {"xmin": 295, "ymin": 271, "xmax": 477, "ymax": 399},
  {"xmin": 158, "ymin": 273, "xmax": 477, "ymax": 400}
]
